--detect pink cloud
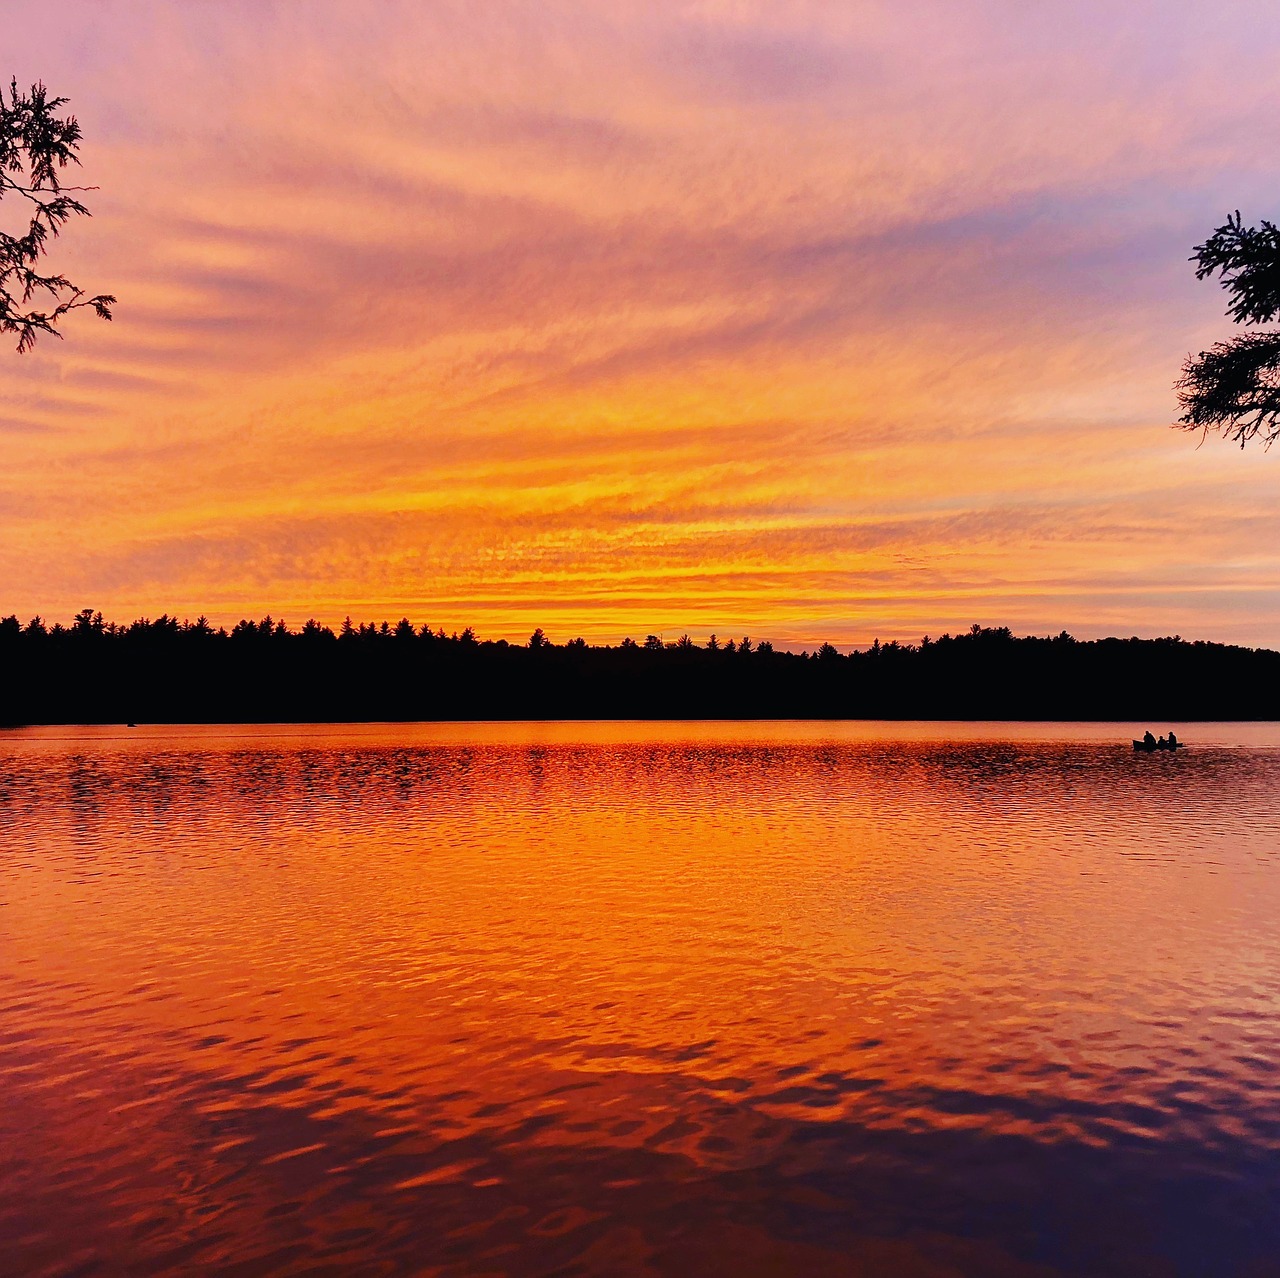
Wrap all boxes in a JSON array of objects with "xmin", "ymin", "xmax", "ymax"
[{"xmin": 3, "ymin": 1, "xmax": 1280, "ymax": 645}]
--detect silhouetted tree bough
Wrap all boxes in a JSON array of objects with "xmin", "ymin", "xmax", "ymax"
[
  {"xmin": 1, "ymin": 79, "xmax": 115, "ymax": 353},
  {"xmin": 1176, "ymin": 332, "xmax": 1280, "ymax": 447},
  {"xmin": 1178, "ymin": 212, "xmax": 1280, "ymax": 447}
]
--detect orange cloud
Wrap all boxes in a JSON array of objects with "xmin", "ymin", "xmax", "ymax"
[{"xmin": 4, "ymin": 1, "xmax": 1280, "ymax": 646}]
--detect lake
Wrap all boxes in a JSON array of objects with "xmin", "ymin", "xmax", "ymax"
[{"xmin": 3, "ymin": 721, "xmax": 1279, "ymax": 1276}]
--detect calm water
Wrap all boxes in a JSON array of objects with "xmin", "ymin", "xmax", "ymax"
[{"xmin": 3, "ymin": 721, "xmax": 1280, "ymax": 1277}]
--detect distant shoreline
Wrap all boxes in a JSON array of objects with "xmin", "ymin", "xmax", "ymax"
[
  {"xmin": 5, "ymin": 616, "xmax": 1278, "ymax": 725},
  {"xmin": 2, "ymin": 718, "xmax": 1272, "ymax": 731}
]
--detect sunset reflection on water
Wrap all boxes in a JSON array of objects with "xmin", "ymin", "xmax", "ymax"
[{"xmin": 3, "ymin": 722, "xmax": 1279, "ymax": 1276}]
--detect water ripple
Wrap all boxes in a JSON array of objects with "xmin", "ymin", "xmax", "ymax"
[{"xmin": 2, "ymin": 721, "xmax": 1280, "ymax": 1275}]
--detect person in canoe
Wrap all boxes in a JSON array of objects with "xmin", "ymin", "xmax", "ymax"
[
  {"xmin": 1167, "ymin": 730, "xmax": 1179, "ymax": 749},
  {"xmin": 1143, "ymin": 731, "xmax": 1157, "ymax": 749}
]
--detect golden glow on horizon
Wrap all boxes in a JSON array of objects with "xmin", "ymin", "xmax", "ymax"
[{"xmin": 4, "ymin": 1, "xmax": 1280, "ymax": 646}]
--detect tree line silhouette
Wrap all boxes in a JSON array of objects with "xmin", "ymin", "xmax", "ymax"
[{"xmin": 2, "ymin": 611, "xmax": 1277, "ymax": 723}]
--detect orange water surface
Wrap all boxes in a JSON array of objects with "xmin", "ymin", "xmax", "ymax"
[{"xmin": 3, "ymin": 722, "xmax": 1279, "ymax": 1276}]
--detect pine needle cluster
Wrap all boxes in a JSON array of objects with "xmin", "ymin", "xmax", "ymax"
[
  {"xmin": 1178, "ymin": 212, "xmax": 1280, "ymax": 447},
  {"xmin": 1, "ymin": 79, "xmax": 114, "ymax": 352}
]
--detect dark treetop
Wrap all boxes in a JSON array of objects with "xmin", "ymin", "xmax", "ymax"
[{"xmin": 4, "ymin": 613, "xmax": 1278, "ymax": 724}]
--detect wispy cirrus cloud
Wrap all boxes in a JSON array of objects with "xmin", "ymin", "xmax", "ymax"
[{"xmin": 3, "ymin": 0, "xmax": 1280, "ymax": 644}]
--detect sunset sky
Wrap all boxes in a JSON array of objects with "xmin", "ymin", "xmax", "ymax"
[{"xmin": 5, "ymin": 0, "xmax": 1280, "ymax": 648}]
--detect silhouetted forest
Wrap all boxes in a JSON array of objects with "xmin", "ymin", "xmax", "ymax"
[{"xmin": 2, "ymin": 612, "xmax": 1277, "ymax": 724}]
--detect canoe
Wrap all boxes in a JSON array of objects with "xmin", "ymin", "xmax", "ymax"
[{"xmin": 1132, "ymin": 739, "xmax": 1182, "ymax": 751}]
